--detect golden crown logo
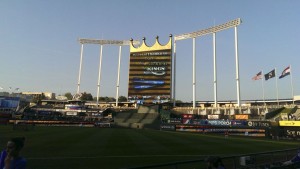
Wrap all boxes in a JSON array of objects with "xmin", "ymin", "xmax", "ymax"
[{"xmin": 130, "ymin": 34, "xmax": 172, "ymax": 53}]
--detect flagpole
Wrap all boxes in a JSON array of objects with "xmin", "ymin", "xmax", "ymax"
[
  {"xmin": 261, "ymin": 70, "xmax": 266, "ymax": 106},
  {"xmin": 290, "ymin": 65, "xmax": 295, "ymax": 105},
  {"xmin": 275, "ymin": 68, "xmax": 279, "ymax": 106}
]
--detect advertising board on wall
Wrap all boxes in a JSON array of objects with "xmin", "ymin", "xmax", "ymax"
[
  {"xmin": 189, "ymin": 119, "xmax": 269, "ymax": 127},
  {"xmin": 175, "ymin": 125, "xmax": 266, "ymax": 137},
  {"xmin": 160, "ymin": 124, "xmax": 175, "ymax": 131},
  {"xmin": 279, "ymin": 121, "xmax": 300, "ymax": 127},
  {"xmin": 208, "ymin": 114, "xmax": 219, "ymax": 119},
  {"xmin": 247, "ymin": 121, "xmax": 270, "ymax": 127},
  {"xmin": 235, "ymin": 114, "xmax": 249, "ymax": 120},
  {"xmin": 283, "ymin": 127, "xmax": 300, "ymax": 138},
  {"xmin": 128, "ymin": 36, "xmax": 172, "ymax": 104}
]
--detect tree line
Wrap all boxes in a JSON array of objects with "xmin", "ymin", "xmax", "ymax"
[{"xmin": 63, "ymin": 92, "xmax": 128, "ymax": 102}]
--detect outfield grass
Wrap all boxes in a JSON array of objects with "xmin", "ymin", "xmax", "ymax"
[{"xmin": 0, "ymin": 125, "xmax": 298, "ymax": 169}]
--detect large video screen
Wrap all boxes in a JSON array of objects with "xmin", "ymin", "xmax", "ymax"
[{"xmin": 128, "ymin": 49, "xmax": 172, "ymax": 104}]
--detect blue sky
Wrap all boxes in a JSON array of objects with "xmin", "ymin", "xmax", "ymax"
[{"xmin": 0, "ymin": 0, "xmax": 299, "ymax": 102}]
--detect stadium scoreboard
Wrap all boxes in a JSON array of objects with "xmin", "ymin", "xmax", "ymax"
[{"xmin": 128, "ymin": 36, "xmax": 172, "ymax": 104}]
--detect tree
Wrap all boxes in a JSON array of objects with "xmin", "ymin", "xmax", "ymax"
[
  {"xmin": 80, "ymin": 92, "xmax": 93, "ymax": 101},
  {"xmin": 176, "ymin": 100, "xmax": 183, "ymax": 103},
  {"xmin": 109, "ymin": 97, "xmax": 116, "ymax": 102},
  {"xmin": 95, "ymin": 96, "xmax": 116, "ymax": 102},
  {"xmin": 118, "ymin": 96, "xmax": 127, "ymax": 102},
  {"xmin": 97, "ymin": 97, "xmax": 106, "ymax": 102},
  {"xmin": 64, "ymin": 92, "xmax": 73, "ymax": 100}
]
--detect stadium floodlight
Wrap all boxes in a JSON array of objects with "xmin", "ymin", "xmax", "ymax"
[
  {"xmin": 173, "ymin": 18, "xmax": 242, "ymax": 108},
  {"xmin": 78, "ymin": 38, "xmax": 140, "ymax": 46},
  {"xmin": 174, "ymin": 18, "xmax": 241, "ymax": 41},
  {"xmin": 77, "ymin": 38, "xmax": 140, "ymax": 107}
]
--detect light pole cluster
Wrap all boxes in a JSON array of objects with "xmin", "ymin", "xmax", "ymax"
[
  {"xmin": 173, "ymin": 18, "xmax": 242, "ymax": 108},
  {"xmin": 77, "ymin": 38, "xmax": 139, "ymax": 107}
]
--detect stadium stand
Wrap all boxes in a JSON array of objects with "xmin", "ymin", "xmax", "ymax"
[
  {"xmin": 293, "ymin": 108, "xmax": 300, "ymax": 120},
  {"xmin": 266, "ymin": 106, "xmax": 298, "ymax": 121},
  {"xmin": 265, "ymin": 107, "xmax": 285, "ymax": 120},
  {"xmin": 114, "ymin": 105, "xmax": 161, "ymax": 129}
]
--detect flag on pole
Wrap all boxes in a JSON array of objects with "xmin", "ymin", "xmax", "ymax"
[
  {"xmin": 252, "ymin": 71, "xmax": 262, "ymax": 80},
  {"xmin": 264, "ymin": 69, "xmax": 275, "ymax": 80},
  {"xmin": 279, "ymin": 66, "xmax": 291, "ymax": 79},
  {"xmin": 15, "ymin": 88, "xmax": 19, "ymax": 91},
  {"xmin": 9, "ymin": 87, "xmax": 12, "ymax": 90}
]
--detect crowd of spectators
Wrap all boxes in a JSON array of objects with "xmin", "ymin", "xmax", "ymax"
[{"xmin": 9, "ymin": 109, "xmax": 114, "ymax": 127}]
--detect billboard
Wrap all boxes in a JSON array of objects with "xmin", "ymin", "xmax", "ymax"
[
  {"xmin": 279, "ymin": 121, "xmax": 300, "ymax": 127},
  {"xmin": 235, "ymin": 114, "xmax": 249, "ymax": 120},
  {"xmin": 175, "ymin": 125, "xmax": 265, "ymax": 137},
  {"xmin": 0, "ymin": 97, "xmax": 20, "ymax": 108},
  {"xmin": 128, "ymin": 36, "xmax": 172, "ymax": 103},
  {"xmin": 283, "ymin": 127, "xmax": 300, "ymax": 138}
]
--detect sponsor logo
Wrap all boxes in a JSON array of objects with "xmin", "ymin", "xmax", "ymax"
[
  {"xmin": 207, "ymin": 120, "xmax": 231, "ymax": 126},
  {"xmin": 247, "ymin": 121, "xmax": 270, "ymax": 127},
  {"xmin": 144, "ymin": 66, "xmax": 166, "ymax": 76},
  {"xmin": 279, "ymin": 121, "xmax": 300, "ymax": 126}
]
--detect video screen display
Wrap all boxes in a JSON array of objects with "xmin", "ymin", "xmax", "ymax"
[{"xmin": 128, "ymin": 49, "xmax": 172, "ymax": 104}]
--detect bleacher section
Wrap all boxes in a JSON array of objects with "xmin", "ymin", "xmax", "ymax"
[
  {"xmin": 137, "ymin": 104, "xmax": 159, "ymax": 113},
  {"xmin": 293, "ymin": 108, "xmax": 300, "ymax": 120},
  {"xmin": 265, "ymin": 106, "xmax": 298, "ymax": 121},
  {"xmin": 114, "ymin": 105, "xmax": 161, "ymax": 129},
  {"xmin": 265, "ymin": 107, "xmax": 285, "ymax": 120}
]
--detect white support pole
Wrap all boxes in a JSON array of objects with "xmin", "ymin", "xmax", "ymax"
[
  {"xmin": 234, "ymin": 26, "xmax": 241, "ymax": 107},
  {"xmin": 193, "ymin": 38, "xmax": 196, "ymax": 108},
  {"xmin": 173, "ymin": 41, "xmax": 177, "ymax": 107},
  {"xmin": 77, "ymin": 38, "xmax": 139, "ymax": 106},
  {"xmin": 213, "ymin": 32, "xmax": 217, "ymax": 108},
  {"xmin": 96, "ymin": 45, "xmax": 103, "ymax": 107},
  {"xmin": 290, "ymin": 65, "xmax": 295, "ymax": 105},
  {"xmin": 261, "ymin": 70, "xmax": 266, "ymax": 106},
  {"xmin": 174, "ymin": 19, "xmax": 241, "ymax": 107},
  {"xmin": 77, "ymin": 44, "xmax": 84, "ymax": 94},
  {"xmin": 116, "ymin": 46, "xmax": 122, "ymax": 107},
  {"xmin": 275, "ymin": 68, "xmax": 279, "ymax": 106}
]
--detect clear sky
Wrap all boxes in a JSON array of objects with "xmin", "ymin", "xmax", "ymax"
[{"xmin": 1, "ymin": 0, "xmax": 299, "ymax": 102}]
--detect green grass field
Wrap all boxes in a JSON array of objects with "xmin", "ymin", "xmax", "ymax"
[{"xmin": 0, "ymin": 125, "xmax": 298, "ymax": 169}]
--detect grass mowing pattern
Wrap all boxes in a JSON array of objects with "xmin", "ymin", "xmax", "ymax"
[{"xmin": 0, "ymin": 125, "xmax": 298, "ymax": 169}]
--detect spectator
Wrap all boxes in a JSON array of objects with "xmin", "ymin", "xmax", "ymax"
[
  {"xmin": 206, "ymin": 156, "xmax": 226, "ymax": 169},
  {"xmin": 0, "ymin": 150, "xmax": 7, "ymax": 169},
  {"xmin": 1, "ymin": 137, "xmax": 26, "ymax": 169}
]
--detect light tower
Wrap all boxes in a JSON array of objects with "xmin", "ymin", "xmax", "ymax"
[
  {"xmin": 77, "ymin": 38, "xmax": 140, "ymax": 107},
  {"xmin": 173, "ymin": 18, "xmax": 242, "ymax": 108}
]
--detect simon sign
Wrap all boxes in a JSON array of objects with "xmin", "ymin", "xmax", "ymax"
[{"xmin": 128, "ymin": 35, "xmax": 172, "ymax": 104}]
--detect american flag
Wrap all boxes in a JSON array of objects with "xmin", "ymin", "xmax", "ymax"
[{"xmin": 252, "ymin": 71, "xmax": 262, "ymax": 80}]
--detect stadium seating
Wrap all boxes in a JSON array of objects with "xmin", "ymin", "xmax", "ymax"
[{"xmin": 113, "ymin": 105, "xmax": 161, "ymax": 129}]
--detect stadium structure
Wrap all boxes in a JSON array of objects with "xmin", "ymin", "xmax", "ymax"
[
  {"xmin": 1, "ymin": 18, "xmax": 300, "ymax": 138},
  {"xmin": 1, "ymin": 18, "xmax": 300, "ymax": 168}
]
